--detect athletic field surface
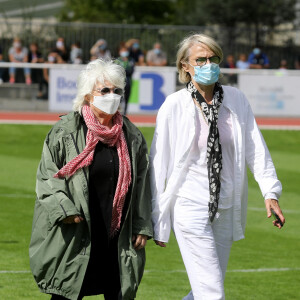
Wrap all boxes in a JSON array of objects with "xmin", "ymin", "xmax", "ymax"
[
  {"xmin": 0, "ymin": 118, "xmax": 299, "ymax": 299},
  {"xmin": 1, "ymin": 110, "xmax": 300, "ymax": 129}
]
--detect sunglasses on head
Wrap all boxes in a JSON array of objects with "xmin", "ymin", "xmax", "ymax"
[{"xmin": 93, "ymin": 87, "xmax": 123, "ymax": 96}]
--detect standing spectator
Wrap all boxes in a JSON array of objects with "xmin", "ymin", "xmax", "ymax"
[
  {"xmin": 126, "ymin": 39, "xmax": 145, "ymax": 66},
  {"xmin": 42, "ymin": 51, "xmax": 64, "ymax": 99},
  {"xmin": 54, "ymin": 37, "xmax": 69, "ymax": 63},
  {"xmin": 279, "ymin": 59, "xmax": 288, "ymax": 70},
  {"xmin": 0, "ymin": 45, "xmax": 4, "ymax": 84},
  {"xmin": 224, "ymin": 54, "xmax": 235, "ymax": 68},
  {"xmin": 236, "ymin": 53, "xmax": 250, "ymax": 69},
  {"xmin": 28, "ymin": 42, "xmax": 44, "ymax": 99},
  {"xmin": 115, "ymin": 44, "xmax": 135, "ymax": 115},
  {"xmin": 278, "ymin": 59, "xmax": 288, "ymax": 75},
  {"xmin": 90, "ymin": 39, "xmax": 111, "ymax": 61},
  {"xmin": 8, "ymin": 37, "xmax": 31, "ymax": 84},
  {"xmin": 223, "ymin": 54, "xmax": 236, "ymax": 85},
  {"xmin": 146, "ymin": 42, "xmax": 167, "ymax": 66},
  {"xmin": 248, "ymin": 47, "xmax": 270, "ymax": 69},
  {"xmin": 70, "ymin": 41, "xmax": 83, "ymax": 64}
]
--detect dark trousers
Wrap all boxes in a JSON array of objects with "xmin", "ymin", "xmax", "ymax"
[{"xmin": 51, "ymin": 290, "xmax": 124, "ymax": 300}]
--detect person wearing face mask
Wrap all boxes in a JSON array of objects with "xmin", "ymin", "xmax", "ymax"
[
  {"xmin": 248, "ymin": 46, "xmax": 270, "ymax": 69},
  {"xmin": 126, "ymin": 39, "xmax": 145, "ymax": 66},
  {"xmin": 70, "ymin": 41, "xmax": 83, "ymax": 64},
  {"xmin": 54, "ymin": 37, "xmax": 69, "ymax": 63},
  {"xmin": 115, "ymin": 44, "xmax": 135, "ymax": 115},
  {"xmin": 8, "ymin": 37, "xmax": 31, "ymax": 84},
  {"xmin": 150, "ymin": 34, "xmax": 285, "ymax": 300},
  {"xmin": 146, "ymin": 42, "xmax": 167, "ymax": 66},
  {"xmin": 90, "ymin": 39, "xmax": 111, "ymax": 61},
  {"xmin": 29, "ymin": 59, "xmax": 153, "ymax": 300},
  {"xmin": 41, "ymin": 51, "xmax": 64, "ymax": 100}
]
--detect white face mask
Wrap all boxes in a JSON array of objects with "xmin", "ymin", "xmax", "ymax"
[
  {"xmin": 13, "ymin": 42, "xmax": 21, "ymax": 48},
  {"xmin": 56, "ymin": 41, "xmax": 64, "ymax": 48},
  {"xmin": 91, "ymin": 93, "xmax": 121, "ymax": 115}
]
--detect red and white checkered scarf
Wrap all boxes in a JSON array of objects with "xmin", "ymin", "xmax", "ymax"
[{"xmin": 54, "ymin": 105, "xmax": 132, "ymax": 236}]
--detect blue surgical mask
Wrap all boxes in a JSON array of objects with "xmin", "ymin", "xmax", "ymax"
[
  {"xmin": 253, "ymin": 48, "xmax": 261, "ymax": 55},
  {"xmin": 190, "ymin": 63, "xmax": 220, "ymax": 86},
  {"xmin": 132, "ymin": 43, "xmax": 139, "ymax": 49},
  {"xmin": 120, "ymin": 51, "xmax": 129, "ymax": 57},
  {"xmin": 154, "ymin": 48, "xmax": 161, "ymax": 55},
  {"xmin": 99, "ymin": 44, "xmax": 107, "ymax": 50}
]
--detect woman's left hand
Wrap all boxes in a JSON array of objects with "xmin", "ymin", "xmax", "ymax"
[
  {"xmin": 265, "ymin": 199, "xmax": 285, "ymax": 228},
  {"xmin": 132, "ymin": 234, "xmax": 147, "ymax": 250}
]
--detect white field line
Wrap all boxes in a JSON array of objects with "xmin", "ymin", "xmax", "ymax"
[
  {"xmin": 0, "ymin": 120, "xmax": 155, "ymax": 127},
  {"xmin": 0, "ymin": 120, "xmax": 57, "ymax": 125},
  {"xmin": 248, "ymin": 207, "xmax": 299, "ymax": 214},
  {"xmin": 0, "ymin": 271, "xmax": 31, "ymax": 274},
  {"xmin": 258, "ymin": 125, "xmax": 300, "ymax": 130},
  {"xmin": 0, "ymin": 194, "xmax": 34, "ymax": 198},
  {"xmin": 1, "ymin": 119, "xmax": 300, "ymax": 130},
  {"xmin": 1, "ymin": 268, "xmax": 300, "ymax": 275},
  {"xmin": 144, "ymin": 267, "xmax": 300, "ymax": 274}
]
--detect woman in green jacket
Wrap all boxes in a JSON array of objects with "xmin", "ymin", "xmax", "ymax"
[{"xmin": 29, "ymin": 59, "xmax": 153, "ymax": 300}]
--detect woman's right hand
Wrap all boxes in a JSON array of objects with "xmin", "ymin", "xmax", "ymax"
[
  {"xmin": 155, "ymin": 240, "xmax": 166, "ymax": 247},
  {"xmin": 62, "ymin": 215, "xmax": 84, "ymax": 224}
]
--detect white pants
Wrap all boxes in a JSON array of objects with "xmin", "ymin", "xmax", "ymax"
[{"xmin": 171, "ymin": 197, "xmax": 233, "ymax": 300}]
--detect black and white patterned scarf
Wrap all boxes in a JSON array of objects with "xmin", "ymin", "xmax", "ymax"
[{"xmin": 186, "ymin": 81, "xmax": 224, "ymax": 222}]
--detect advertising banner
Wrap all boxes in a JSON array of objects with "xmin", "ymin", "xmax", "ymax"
[
  {"xmin": 49, "ymin": 66, "xmax": 177, "ymax": 113},
  {"xmin": 238, "ymin": 72, "xmax": 300, "ymax": 117}
]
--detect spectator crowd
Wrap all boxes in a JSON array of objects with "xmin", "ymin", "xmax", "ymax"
[
  {"xmin": 0, "ymin": 37, "xmax": 300, "ymax": 101},
  {"xmin": 0, "ymin": 37, "xmax": 169, "ymax": 101}
]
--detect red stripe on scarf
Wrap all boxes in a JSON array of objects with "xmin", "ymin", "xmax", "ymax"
[{"xmin": 54, "ymin": 105, "xmax": 132, "ymax": 236}]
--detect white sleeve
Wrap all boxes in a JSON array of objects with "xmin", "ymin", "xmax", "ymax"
[{"xmin": 150, "ymin": 103, "xmax": 172, "ymax": 242}]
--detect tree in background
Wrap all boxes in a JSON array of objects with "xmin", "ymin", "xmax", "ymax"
[
  {"xmin": 60, "ymin": 0, "xmax": 176, "ymax": 24},
  {"xmin": 197, "ymin": 0, "xmax": 297, "ymax": 46},
  {"xmin": 60, "ymin": 0, "xmax": 297, "ymax": 50}
]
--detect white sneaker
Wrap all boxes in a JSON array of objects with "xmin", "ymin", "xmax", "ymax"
[
  {"xmin": 182, "ymin": 290, "xmax": 194, "ymax": 300},
  {"xmin": 0, "ymin": 78, "xmax": 3, "ymax": 84}
]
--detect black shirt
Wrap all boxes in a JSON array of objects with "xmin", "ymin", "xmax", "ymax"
[{"xmin": 80, "ymin": 120, "xmax": 129, "ymax": 296}]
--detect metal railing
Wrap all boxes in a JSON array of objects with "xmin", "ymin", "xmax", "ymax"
[{"xmin": 1, "ymin": 20, "xmax": 300, "ymax": 68}]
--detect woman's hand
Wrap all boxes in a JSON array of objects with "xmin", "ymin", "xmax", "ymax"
[
  {"xmin": 62, "ymin": 215, "xmax": 84, "ymax": 224},
  {"xmin": 132, "ymin": 234, "xmax": 147, "ymax": 250},
  {"xmin": 265, "ymin": 199, "xmax": 285, "ymax": 228},
  {"xmin": 154, "ymin": 240, "xmax": 166, "ymax": 247}
]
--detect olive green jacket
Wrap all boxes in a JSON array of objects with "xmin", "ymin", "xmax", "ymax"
[{"xmin": 29, "ymin": 112, "xmax": 153, "ymax": 300}]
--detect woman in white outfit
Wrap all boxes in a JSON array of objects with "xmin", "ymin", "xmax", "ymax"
[{"xmin": 150, "ymin": 34, "xmax": 285, "ymax": 300}]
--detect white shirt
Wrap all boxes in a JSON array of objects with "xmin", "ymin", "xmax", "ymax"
[
  {"xmin": 176, "ymin": 103, "xmax": 234, "ymax": 209},
  {"xmin": 150, "ymin": 86, "xmax": 282, "ymax": 243}
]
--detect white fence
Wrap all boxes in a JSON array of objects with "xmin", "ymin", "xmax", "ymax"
[{"xmin": 1, "ymin": 62, "xmax": 300, "ymax": 116}]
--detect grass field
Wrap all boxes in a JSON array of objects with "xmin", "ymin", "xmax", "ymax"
[{"xmin": 0, "ymin": 124, "xmax": 299, "ymax": 300}]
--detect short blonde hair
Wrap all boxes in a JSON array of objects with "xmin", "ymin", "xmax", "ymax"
[
  {"xmin": 73, "ymin": 59, "xmax": 126, "ymax": 113},
  {"xmin": 176, "ymin": 33, "xmax": 223, "ymax": 84}
]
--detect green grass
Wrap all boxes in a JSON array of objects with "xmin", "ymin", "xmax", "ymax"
[{"xmin": 0, "ymin": 125, "xmax": 299, "ymax": 300}]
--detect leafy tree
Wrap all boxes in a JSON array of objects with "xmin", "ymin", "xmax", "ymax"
[
  {"xmin": 60, "ymin": 0, "xmax": 176, "ymax": 24},
  {"xmin": 59, "ymin": 0, "xmax": 297, "ymax": 46},
  {"xmin": 196, "ymin": 0, "xmax": 297, "ymax": 45}
]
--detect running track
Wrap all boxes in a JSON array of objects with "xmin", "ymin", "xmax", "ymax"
[{"xmin": 0, "ymin": 111, "xmax": 300, "ymax": 129}]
